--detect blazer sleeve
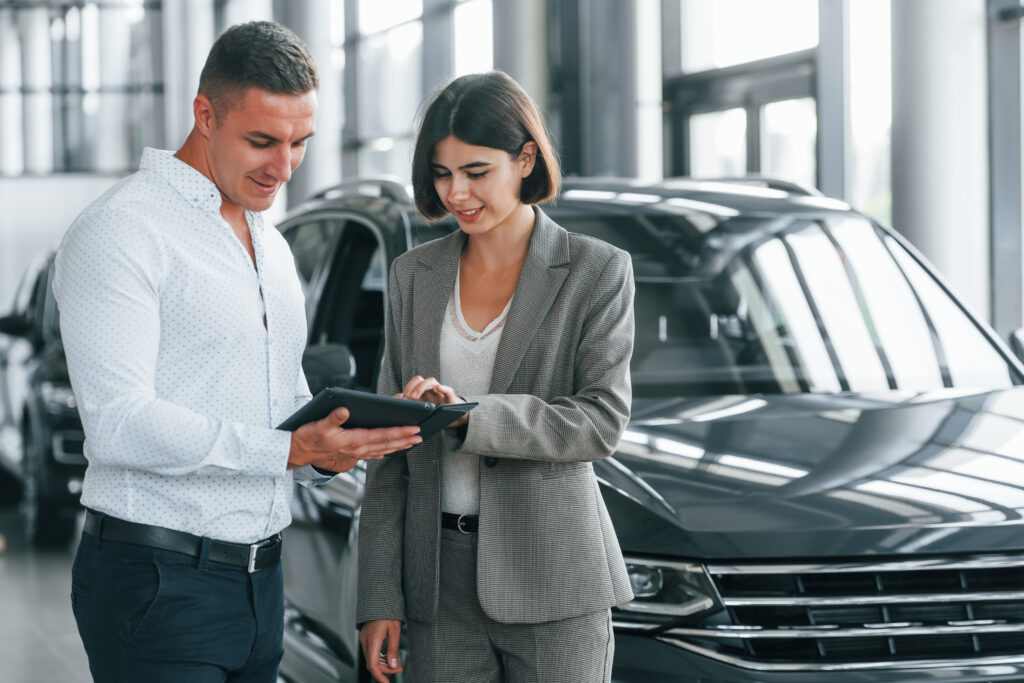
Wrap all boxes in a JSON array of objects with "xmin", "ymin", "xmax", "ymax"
[
  {"xmin": 356, "ymin": 262, "xmax": 410, "ymax": 625},
  {"xmin": 459, "ymin": 249, "xmax": 634, "ymax": 463}
]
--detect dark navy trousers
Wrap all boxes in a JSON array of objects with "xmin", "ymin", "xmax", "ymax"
[{"xmin": 70, "ymin": 522, "xmax": 285, "ymax": 682}]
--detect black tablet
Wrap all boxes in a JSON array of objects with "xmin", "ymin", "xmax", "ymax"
[{"xmin": 277, "ymin": 387, "xmax": 476, "ymax": 440}]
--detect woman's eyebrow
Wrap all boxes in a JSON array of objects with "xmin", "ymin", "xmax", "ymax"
[{"xmin": 429, "ymin": 160, "xmax": 492, "ymax": 171}]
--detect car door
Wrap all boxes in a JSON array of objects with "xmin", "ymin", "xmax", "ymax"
[
  {"xmin": 0, "ymin": 256, "xmax": 49, "ymax": 474},
  {"xmin": 280, "ymin": 211, "xmax": 395, "ymax": 683}
]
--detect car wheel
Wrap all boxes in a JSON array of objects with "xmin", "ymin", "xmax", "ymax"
[{"xmin": 22, "ymin": 423, "xmax": 76, "ymax": 547}]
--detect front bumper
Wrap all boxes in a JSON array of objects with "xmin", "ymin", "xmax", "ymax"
[{"xmin": 612, "ymin": 633, "xmax": 1024, "ymax": 682}]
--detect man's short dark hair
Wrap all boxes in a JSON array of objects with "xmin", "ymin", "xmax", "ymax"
[{"xmin": 198, "ymin": 21, "xmax": 319, "ymax": 118}]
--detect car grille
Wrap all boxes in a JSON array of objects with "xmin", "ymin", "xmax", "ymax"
[{"xmin": 662, "ymin": 554, "xmax": 1024, "ymax": 671}]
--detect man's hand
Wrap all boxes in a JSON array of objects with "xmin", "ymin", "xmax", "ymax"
[
  {"xmin": 287, "ymin": 407, "xmax": 421, "ymax": 473},
  {"xmin": 360, "ymin": 619, "xmax": 404, "ymax": 683}
]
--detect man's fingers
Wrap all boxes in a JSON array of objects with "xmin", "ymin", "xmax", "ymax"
[
  {"xmin": 357, "ymin": 436, "xmax": 422, "ymax": 459},
  {"xmin": 347, "ymin": 425, "xmax": 421, "ymax": 444},
  {"xmin": 322, "ymin": 406, "xmax": 349, "ymax": 427}
]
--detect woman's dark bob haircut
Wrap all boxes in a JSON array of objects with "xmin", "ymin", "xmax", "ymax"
[{"xmin": 411, "ymin": 71, "xmax": 561, "ymax": 220}]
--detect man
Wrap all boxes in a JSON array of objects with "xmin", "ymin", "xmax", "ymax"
[{"xmin": 52, "ymin": 21, "xmax": 421, "ymax": 682}]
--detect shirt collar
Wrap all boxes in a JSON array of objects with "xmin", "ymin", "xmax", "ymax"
[
  {"xmin": 141, "ymin": 147, "xmax": 223, "ymax": 215},
  {"xmin": 139, "ymin": 147, "xmax": 266, "ymax": 235}
]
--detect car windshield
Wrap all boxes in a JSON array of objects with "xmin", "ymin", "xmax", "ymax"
[{"xmin": 554, "ymin": 208, "xmax": 1017, "ymax": 397}]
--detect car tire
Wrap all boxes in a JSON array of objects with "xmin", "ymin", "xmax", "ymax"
[{"xmin": 22, "ymin": 423, "xmax": 76, "ymax": 547}]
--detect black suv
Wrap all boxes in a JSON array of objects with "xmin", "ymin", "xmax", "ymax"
[
  {"xmin": 278, "ymin": 177, "xmax": 1024, "ymax": 682},
  {"xmin": 0, "ymin": 253, "xmax": 85, "ymax": 545}
]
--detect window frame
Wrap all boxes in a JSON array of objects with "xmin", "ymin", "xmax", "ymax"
[{"xmin": 664, "ymin": 48, "xmax": 816, "ymax": 181}]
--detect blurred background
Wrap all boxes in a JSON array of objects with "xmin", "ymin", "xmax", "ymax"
[
  {"xmin": 0, "ymin": 0, "xmax": 1020, "ymax": 334},
  {"xmin": 2, "ymin": 3, "xmax": 1024, "ymax": 680}
]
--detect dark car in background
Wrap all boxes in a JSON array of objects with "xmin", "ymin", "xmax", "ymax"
[
  {"xmin": 0, "ymin": 253, "xmax": 85, "ymax": 545},
  {"xmin": 276, "ymin": 177, "xmax": 1024, "ymax": 682}
]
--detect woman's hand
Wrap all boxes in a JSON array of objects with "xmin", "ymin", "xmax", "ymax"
[
  {"xmin": 398, "ymin": 375, "xmax": 469, "ymax": 427},
  {"xmin": 359, "ymin": 619, "xmax": 404, "ymax": 683}
]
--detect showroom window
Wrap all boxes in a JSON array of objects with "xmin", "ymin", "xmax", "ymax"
[
  {"xmin": 848, "ymin": 0, "xmax": 892, "ymax": 225},
  {"xmin": 344, "ymin": 0, "xmax": 423, "ymax": 179},
  {"xmin": 666, "ymin": 0, "xmax": 894, "ymax": 221},
  {"xmin": 665, "ymin": 0, "xmax": 818, "ymax": 187},
  {"xmin": 688, "ymin": 108, "xmax": 746, "ymax": 178},
  {"xmin": 678, "ymin": 0, "xmax": 818, "ymax": 72},
  {"xmin": 335, "ymin": 0, "xmax": 493, "ymax": 179},
  {"xmin": 453, "ymin": 0, "xmax": 493, "ymax": 76},
  {"xmin": 0, "ymin": 0, "xmax": 162, "ymax": 176}
]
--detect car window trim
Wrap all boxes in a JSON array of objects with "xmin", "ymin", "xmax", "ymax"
[
  {"xmin": 736, "ymin": 231, "xmax": 813, "ymax": 394},
  {"xmin": 764, "ymin": 222, "xmax": 852, "ymax": 393},
  {"xmin": 817, "ymin": 219, "xmax": 899, "ymax": 391},
  {"xmin": 874, "ymin": 225, "xmax": 954, "ymax": 388},
  {"xmin": 879, "ymin": 222, "xmax": 1024, "ymax": 385}
]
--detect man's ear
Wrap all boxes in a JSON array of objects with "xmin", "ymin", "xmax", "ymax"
[
  {"xmin": 520, "ymin": 141, "xmax": 538, "ymax": 178},
  {"xmin": 193, "ymin": 94, "xmax": 216, "ymax": 138}
]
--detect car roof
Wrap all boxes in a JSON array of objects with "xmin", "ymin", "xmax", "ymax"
[
  {"xmin": 291, "ymin": 175, "xmax": 870, "ymax": 252},
  {"xmin": 302, "ymin": 175, "xmax": 856, "ymax": 216},
  {"xmin": 556, "ymin": 176, "xmax": 856, "ymax": 219}
]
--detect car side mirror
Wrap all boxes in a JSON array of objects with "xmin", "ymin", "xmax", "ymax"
[
  {"xmin": 302, "ymin": 343, "xmax": 357, "ymax": 395},
  {"xmin": 0, "ymin": 313, "xmax": 31, "ymax": 339},
  {"xmin": 1010, "ymin": 328, "xmax": 1024, "ymax": 364}
]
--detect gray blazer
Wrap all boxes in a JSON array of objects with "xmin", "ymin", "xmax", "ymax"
[{"xmin": 356, "ymin": 208, "xmax": 635, "ymax": 625}]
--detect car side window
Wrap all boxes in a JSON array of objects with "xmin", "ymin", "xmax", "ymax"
[
  {"xmin": 887, "ymin": 237, "xmax": 1013, "ymax": 389},
  {"xmin": 284, "ymin": 219, "xmax": 343, "ymax": 292},
  {"xmin": 26, "ymin": 265, "xmax": 51, "ymax": 341},
  {"xmin": 784, "ymin": 223, "xmax": 891, "ymax": 393},
  {"xmin": 9, "ymin": 257, "xmax": 46, "ymax": 318},
  {"xmin": 309, "ymin": 221, "xmax": 386, "ymax": 392}
]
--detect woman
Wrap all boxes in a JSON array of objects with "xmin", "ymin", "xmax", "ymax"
[{"xmin": 357, "ymin": 71, "xmax": 635, "ymax": 683}]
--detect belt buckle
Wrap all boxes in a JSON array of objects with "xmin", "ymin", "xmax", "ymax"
[
  {"xmin": 247, "ymin": 543, "xmax": 260, "ymax": 573},
  {"xmin": 456, "ymin": 514, "xmax": 472, "ymax": 534}
]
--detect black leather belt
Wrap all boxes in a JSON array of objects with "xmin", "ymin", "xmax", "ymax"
[
  {"xmin": 441, "ymin": 512, "xmax": 478, "ymax": 534},
  {"xmin": 83, "ymin": 509, "xmax": 281, "ymax": 573}
]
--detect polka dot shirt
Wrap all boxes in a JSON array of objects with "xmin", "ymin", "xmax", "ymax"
[{"xmin": 53, "ymin": 147, "xmax": 325, "ymax": 544}]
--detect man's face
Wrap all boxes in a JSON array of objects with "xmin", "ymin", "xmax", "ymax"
[{"xmin": 203, "ymin": 87, "xmax": 317, "ymax": 214}]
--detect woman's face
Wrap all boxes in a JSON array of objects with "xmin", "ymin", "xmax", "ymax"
[{"xmin": 430, "ymin": 135, "xmax": 537, "ymax": 236}]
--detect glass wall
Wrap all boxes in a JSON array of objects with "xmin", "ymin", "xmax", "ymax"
[
  {"xmin": 0, "ymin": 0, "xmax": 162, "ymax": 176},
  {"xmin": 0, "ymin": 0, "xmax": 494, "ymax": 180},
  {"xmin": 679, "ymin": 0, "xmax": 818, "ymax": 73},
  {"xmin": 666, "ymin": 0, "xmax": 819, "ymax": 188},
  {"xmin": 333, "ymin": 0, "xmax": 494, "ymax": 180},
  {"xmin": 848, "ymin": 0, "xmax": 892, "ymax": 224}
]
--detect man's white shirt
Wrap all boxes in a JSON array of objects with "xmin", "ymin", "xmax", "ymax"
[{"xmin": 53, "ymin": 147, "xmax": 323, "ymax": 544}]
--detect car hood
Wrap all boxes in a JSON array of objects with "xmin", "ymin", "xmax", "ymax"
[{"xmin": 597, "ymin": 386, "xmax": 1024, "ymax": 560}]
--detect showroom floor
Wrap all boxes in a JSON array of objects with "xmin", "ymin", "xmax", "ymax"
[{"xmin": 0, "ymin": 506, "xmax": 91, "ymax": 683}]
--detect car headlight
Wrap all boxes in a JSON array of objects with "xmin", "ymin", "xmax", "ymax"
[
  {"xmin": 617, "ymin": 557, "xmax": 724, "ymax": 622},
  {"xmin": 40, "ymin": 381, "xmax": 78, "ymax": 413}
]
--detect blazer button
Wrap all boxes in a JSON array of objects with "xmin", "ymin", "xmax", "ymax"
[{"xmin": 483, "ymin": 457, "xmax": 498, "ymax": 468}]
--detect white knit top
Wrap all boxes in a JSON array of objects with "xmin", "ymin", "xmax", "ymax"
[{"xmin": 438, "ymin": 265, "xmax": 512, "ymax": 515}]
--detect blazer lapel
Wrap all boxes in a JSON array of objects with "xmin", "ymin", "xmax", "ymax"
[
  {"xmin": 411, "ymin": 231, "xmax": 463, "ymax": 384},
  {"xmin": 489, "ymin": 208, "xmax": 570, "ymax": 393}
]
